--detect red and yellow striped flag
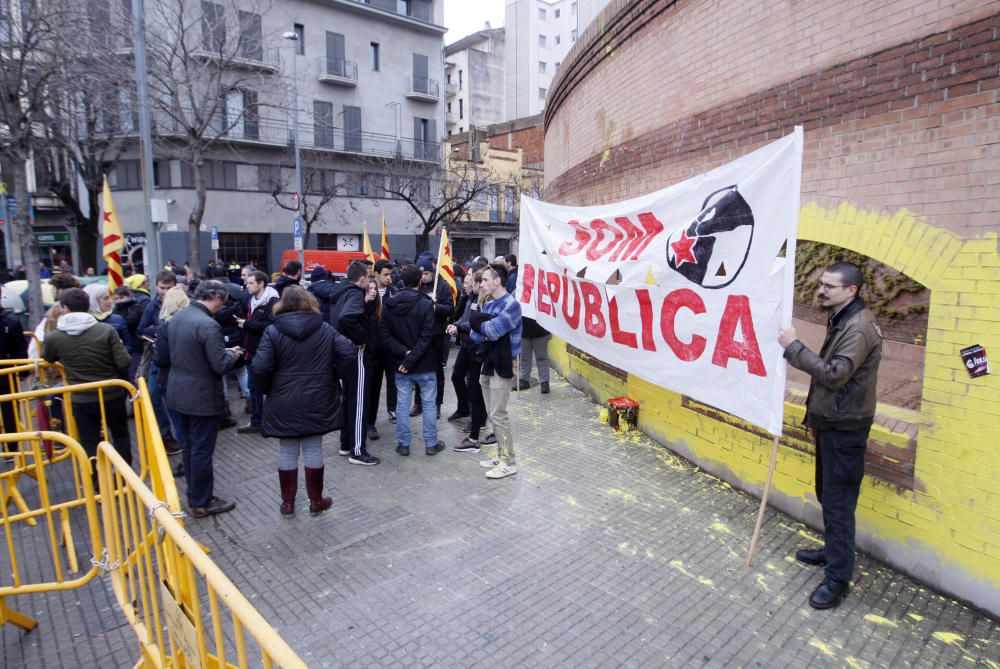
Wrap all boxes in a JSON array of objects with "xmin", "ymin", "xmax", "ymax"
[
  {"xmin": 379, "ymin": 212, "xmax": 390, "ymax": 261},
  {"xmin": 362, "ymin": 221, "xmax": 376, "ymax": 263},
  {"xmin": 101, "ymin": 175, "xmax": 124, "ymax": 292},
  {"xmin": 436, "ymin": 227, "xmax": 457, "ymax": 304}
]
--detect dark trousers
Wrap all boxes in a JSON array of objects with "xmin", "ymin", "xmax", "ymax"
[
  {"xmin": 367, "ymin": 351, "xmax": 397, "ymax": 426},
  {"xmin": 465, "ymin": 357, "xmax": 486, "ymax": 440},
  {"xmin": 74, "ymin": 396, "xmax": 133, "ymax": 466},
  {"xmin": 340, "ymin": 349, "xmax": 368, "ymax": 457},
  {"xmin": 178, "ymin": 413, "xmax": 221, "ymax": 508},
  {"xmin": 450, "ymin": 346, "xmax": 472, "ymax": 415},
  {"xmin": 815, "ymin": 427, "xmax": 869, "ymax": 583},
  {"xmin": 246, "ymin": 359, "xmax": 264, "ymax": 427}
]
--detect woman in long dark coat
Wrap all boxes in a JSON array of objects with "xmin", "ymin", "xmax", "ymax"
[{"xmin": 252, "ymin": 286, "xmax": 356, "ymax": 516}]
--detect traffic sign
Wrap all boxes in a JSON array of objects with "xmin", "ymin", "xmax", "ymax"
[
  {"xmin": 210, "ymin": 225, "xmax": 219, "ymax": 250},
  {"xmin": 7, "ymin": 196, "xmax": 16, "ymax": 217},
  {"xmin": 293, "ymin": 216, "xmax": 302, "ymax": 238}
]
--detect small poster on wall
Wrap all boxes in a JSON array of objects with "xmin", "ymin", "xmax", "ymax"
[{"xmin": 960, "ymin": 344, "xmax": 990, "ymax": 378}]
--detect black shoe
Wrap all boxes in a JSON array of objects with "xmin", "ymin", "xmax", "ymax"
[
  {"xmin": 410, "ymin": 405, "xmax": 422, "ymax": 417},
  {"xmin": 795, "ymin": 548, "xmax": 827, "ymax": 566},
  {"xmin": 236, "ymin": 424, "xmax": 261, "ymax": 434},
  {"xmin": 191, "ymin": 496, "xmax": 236, "ymax": 518},
  {"xmin": 447, "ymin": 410, "xmax": 470, "ymax": 422},
  {"xmin": 388, "ymin": 410, "xmax": 397, "ymax": 423},
  {"xmin": 426, "ymin": 441, "xmax": 445, "ymax": 455},
  {"xmin": 515, "ymin": 379, "xmax": 530, "ymax": 391},
  {"xmin": 396, "ymin": 443, "xmax": 410, "ymax": 456},
  {"xmin": 220, "ymin": 417, "xmax": 238, "ymax": 429},
  {"xmin": 163, "ymin": 438, "xmax": 182, "ymax": 456},
  {"xmin": 348, "ymin": 451, "xmax": 380, "ymax": 466},
  {"xmin": 809, "ymin": 578, "xmax": 849, "ymax": 610},
  {"xmin": 437, "ymin": 404, "xmax": 443, "ymax": 420},
  {"xmin": 367, "ymin": 425, "xmax": 380, "ymax": 441},
  {"xmin": 540, "ymin": 382, "xmax": 550, "ymax": 394}
]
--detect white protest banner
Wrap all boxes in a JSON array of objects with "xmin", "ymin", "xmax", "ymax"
[{"xmin": 517, "ymin": 128, "xmax": 802, "ymax": 435}]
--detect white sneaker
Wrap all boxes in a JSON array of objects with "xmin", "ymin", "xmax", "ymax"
[
  {"xmin": 486, "ymin": 463, "xmax": 517, "ymax": 479},
  {"xmin": 479, "ymin": 456, "xmax": 501, "ymax": 468}
]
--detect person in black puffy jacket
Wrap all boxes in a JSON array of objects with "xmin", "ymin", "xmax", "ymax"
[
  {"xmin": 306, "ymin": 265, "xmax": 335, "ymax": 322},
  {"xmin": 252, "ymin": 285, "xmax": 356, "ymax": 517}
]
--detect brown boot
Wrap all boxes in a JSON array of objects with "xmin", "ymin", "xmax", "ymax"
[
  {"xmin": 278, "ymin": 469, "xmax": 297, "ymax": 516},
  {"xmin": 304, "ymin": 467, "xmax": 332, "ymax": 516}
]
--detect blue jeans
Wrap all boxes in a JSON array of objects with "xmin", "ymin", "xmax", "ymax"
[
  {"xmin": 246, "ymin": 360, "xmax": 264, "ymax": 427},
  {"xmin": 146, "ymin": 362, "xmax": 174, "ymax": 441},
  {"xmin": 395, "ymin": 371, "xmax": 437, "ymax": 448}
]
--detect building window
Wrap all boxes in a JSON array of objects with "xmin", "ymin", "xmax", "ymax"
[
  {"xmin": 217, "ymin": 233, "xmax": 269, "ymax": 273},
  {"xmin": 538, "ymin": 7, "xmax": 546, "ymax": 20},
  {"xmin": 446, "ymin": 101, "xmax": 452, "ymax": 113},
  {"xmin": 201, "ymin": 160, "xmax": 238, "ymax": 190},
  {"xmin": 505, "ymin": 186, "xmax": 515, "ymax": 223},
  {"xmin": 538, "ymin": 61, "xmax": 546, "ymax": 73},
  {"xmin": 459, "ymin": 98, "xmax": 463, "ymax": 119},
  {"xmin": 555, "ymin": 35, "xmax": 561, "ymax": 45},
  {"xmin": 488, "ymin": 185, "xmax": 500, "ymax": 223},
  {"xmin": 313, "ymin": 100, "xmax": 334, "ymax": 148},
  {"xmin": 571, "ymin": 1, "xmax": 577, "ymax": 14},
  {"xmin": 201, "ymin": 1, "xmax": 225, "ymax": 52},
  {"xmin": 258, "ymin": 164, "xmax": 281, "ymax": 192},
  {"xmin": 238, "ymin": 10, "xmax": 263, "ymax": 60},
  {"xmin": 538, "ymin": 34, "xmax": 546, "ymax": 48},
  {"xmin": 458, "ymin": 69, "xmax": 463, "ymax": 90},
  {"xmin": 571, "ymin": 28, "xmax": 578, "ymax": 41},
  {"xmin": 370, "ymin": 42, "xmax": 380, "ymax": 71},
  {"xmin": 555, "ymin": 8, "xmax": 561, "ymax": 18},
  {"xmin": 315, "ymin": 233, "xmax": 337, "ymax": 250},
  {"xmin": 293, "ymin": 24, "xmax": 304, "ymax": 54},
  {"xmin": 110, "ymin": 160, "xmax": 142, "ymax": 190},
  {"xmin": 555, "ymin": 61, "xmax": 561, "ymax": 70},
  {"xmin": 539, "ymin": 87, "xmax": 547, "ymax": 100},
  {"xmin": 153, "ymin": 160, "xmax": 171, "ymax": 188}
]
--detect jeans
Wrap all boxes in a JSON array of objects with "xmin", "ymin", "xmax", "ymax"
[
  {"xmin": 519, "ymin": 334, "xmax": 551, "ymax": 383},
  {"xmin": 177, "ymin": 413, "xmax": 221, "ymax": 508},
  {"xmin": 246, "ymin": 359, "xmax": 264, "ymax": 427},
  {"xmin": 73, "ymin": 396, "xmax": 133, "ymax": 466},
  {"xmin": 815, "ymin": 427, "xmax": 869, "ymax": 583},
  {"xmin": 235, "ymin": 366, "xmax": 249, "ymax": 397},
  {"xmin": 395, "ymin": 371, "xmax": 437, "ymax": 448},
  {"xmin": 278, "ymin": 435, "xmax": 324, "ymax": 470},
  {"xmin": 146, "ymin": 362, "xmax": 174, "ymax": 441}
]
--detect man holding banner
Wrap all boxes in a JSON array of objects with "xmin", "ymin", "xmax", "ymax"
[{"xmin": 779, "ymin": 262, "xmax": 882, "ymax": 610}]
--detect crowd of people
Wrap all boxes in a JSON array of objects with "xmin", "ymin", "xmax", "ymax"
[{"xmin": 3, "ymin": 252, "xmax": 543, "ymax": 520}]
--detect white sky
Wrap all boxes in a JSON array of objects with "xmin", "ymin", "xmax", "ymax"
[{"xmin": 443, "ymin": 0, "xmax": 506, "ymax": 45}]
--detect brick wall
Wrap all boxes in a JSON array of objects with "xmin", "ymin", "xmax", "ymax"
[{"xmin": 542, "ymin": 0, "xmax": 1000, "ymax": 616}]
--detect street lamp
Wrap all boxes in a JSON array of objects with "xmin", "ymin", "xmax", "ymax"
[{"xmin": 283, "ymin": 31, "xmax": 304, "ymax": 268}]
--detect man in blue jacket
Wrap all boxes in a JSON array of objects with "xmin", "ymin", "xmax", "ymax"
[
  {"xmin": 470, "ymin": 263, "xmax": 522, "ymax": 479},
  {"xmin": 380, "ymin": 264, "xmax": 445, "ymax": 457}
]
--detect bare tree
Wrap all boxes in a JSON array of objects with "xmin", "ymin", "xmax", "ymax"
[
  {"xmin": 143, "ymin": 0, "xmax": 278, "ymax": 271},
  {"xmin": 265, "ymin": 161, "xmax": 347, "ymax": 251},
  {"xmin": 380, "ymin": 158, "xmax": 494, "ymax": 253}
]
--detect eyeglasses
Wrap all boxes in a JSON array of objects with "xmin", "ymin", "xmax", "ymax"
[{"xmin": 819, "ymin": 282, "xmax": 845, "ymax": 290}]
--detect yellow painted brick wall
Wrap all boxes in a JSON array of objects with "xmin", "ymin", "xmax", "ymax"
[{"xmin": 550, "ymin": 203, "xmax": 1000, "ymax": 615}]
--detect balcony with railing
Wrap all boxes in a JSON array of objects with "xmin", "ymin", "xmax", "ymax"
[
  {"xmin": 444, "ymin": 82, "xmax": 458, "ymax": 97},
  {"xmin": 148, "ymin": 108, "xmax": 440, "ymax": 162},
  {"xmin": 405, "ymin": 76, "xmax": 440, "ymax": 102},
  {"xmin": 190, "ymin": 44, "xmax": 281, "ymax": 74},
  {"xmin": 315, "ymin": 57, "xmax": 359, "ymax": 86}
]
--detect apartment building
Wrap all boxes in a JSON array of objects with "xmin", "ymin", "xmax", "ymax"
[
  {"xmin": 36, "ymin": 0, "xmax": 447, "ymax": 273},
  {"xmin": 444, "ymin": 28, "xmax": 505, "ymax": 137},
  {"xmin": 503, "ymin": 0, "xmax": 608, "ymax": 120}
]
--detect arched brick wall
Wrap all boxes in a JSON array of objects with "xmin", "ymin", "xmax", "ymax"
[{"xmin": 543, "ymin": 0, "xmax": 1000, "ymax": 614}]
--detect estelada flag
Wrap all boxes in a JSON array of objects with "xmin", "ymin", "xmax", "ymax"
[
  {"xmin": 379, "ymin": 212, "xmax": 390, "ymax": 261},
  {"xmin": 362, "ymin": 221, "xmax": 376, "ymax": 263},
  {"xmin": 101, "ymin": 175, "xmax": 125, "ymax": 292},
  {"xmin": 436, "ymin": 227, "xmax": 457, "ymax": 304}
]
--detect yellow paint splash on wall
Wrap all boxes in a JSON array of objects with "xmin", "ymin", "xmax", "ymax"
[
  {"xmin": 808, "ymin": 638, "xmax": 837, "ymax": 658},
  {"xmin": 863, "ymin": 614, "xmax": 898, "ymax": 628},
  {"xmin": 669, "ymin": 560, "xmax": 714, "ymax": 587},
  {"xmin": 933, "ymin": 632, "xmax": 964, "ymax": 645}
]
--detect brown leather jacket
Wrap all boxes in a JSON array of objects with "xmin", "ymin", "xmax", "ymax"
[{"xmin": 784, "ymin": 299, "xmax": 883, "ymax": 431}]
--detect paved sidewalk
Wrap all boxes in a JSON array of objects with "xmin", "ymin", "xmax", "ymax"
[{"xmin": 4, "ymin": 367, "xmax": 1000, "ymax": 667}]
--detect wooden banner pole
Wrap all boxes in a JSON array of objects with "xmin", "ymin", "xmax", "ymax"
[{"xmin": 746, "ymin": 435, "xmax": 780, "ymax": 567}]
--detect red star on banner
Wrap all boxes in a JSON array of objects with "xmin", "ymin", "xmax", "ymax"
[
  {"xmin": 103, "ymin": 212, "xmax": 112, "ymax": 223},
  {"xmin": 671, "ymin": 228, "xmax": 698, "ymax": 266}
]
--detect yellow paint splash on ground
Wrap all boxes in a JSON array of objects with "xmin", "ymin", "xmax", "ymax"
[
  {"xmin": 617, "ymin": 542, "xmax": 637, "ymax": 556},
  {"xmin": 645, "ymin": 549, "xmax": 655, "ymax": 559},
  {"xmin": 607, "ymin": 489, "xmax": 638, "ymax": 503},
  {"xmin": 681, "ymin": 507, "xmax": 692, "ymax": 514},
  {"xmin": 798, "ymin": 530, "xmax": 823, "ymax": 544},
  {"xmin": 845, "ymin": 657, "xmax": 871, "ymax": 669},
  {"xmin": 755, "ymin": 574, "xmax": 770, "ymax": 592},
  {"xmin": 809, "ymin": 638, "xmax": 837, "ymax": 658},
  {"xmin": 864, "ymin": 614, "xmax": 898, "ymax": 628},
  {"xmin": 907, "ymin": 613, "xmax": 924, "ymax": 622},
  {"xmin": 565, "ymin": 496, "xmax": 577, "ymax": 506},
  {"xmin": 933, "ymin": 632, "xmax": 964, "ymax": 645},
  {"xmin": 710, "ymin": 522, "xmax": 733, "ymax": 535},
  {"xmin": 669, "ymin": 560, "xmax": 714, "ymax": 587}
]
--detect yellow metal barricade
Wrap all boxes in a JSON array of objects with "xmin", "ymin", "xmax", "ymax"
[
  {"xmin": 96, "ymin": 443, "xmax": 307, "ymax": 669},
  {"xmin": 0, "ymin": 431, "xmax": 103, "ymax": 630}
]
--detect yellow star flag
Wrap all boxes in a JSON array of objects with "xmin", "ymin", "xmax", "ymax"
[
  {"xmin": 436, "ymin": 227, "xmax": 458, "ymax": 304},
  {"xmin": 379, "ymin": 212, "xmax": 391, "ymax": 261},
  {"xmin": 101, "ymin": 175, "xmax": 125, "ymax": 292},
  {"xmin": 362, "ymin": 222, "xmax": 376, "ymax": 263}
]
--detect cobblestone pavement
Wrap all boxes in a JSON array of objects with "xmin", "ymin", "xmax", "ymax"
[{"xmin": 4, "ymin": 365, "xmax": 1000, "ymax": 667}]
